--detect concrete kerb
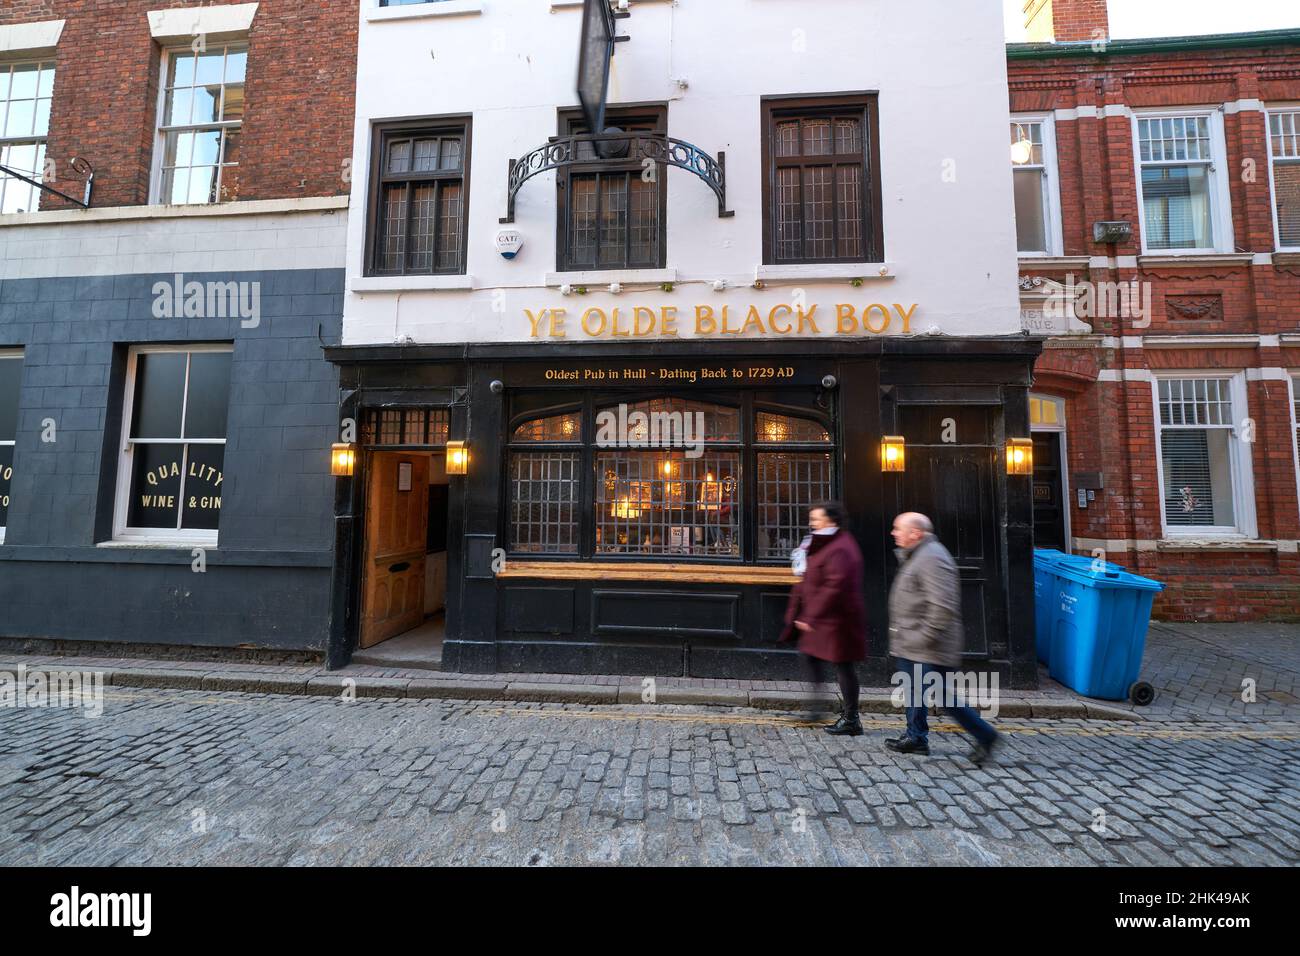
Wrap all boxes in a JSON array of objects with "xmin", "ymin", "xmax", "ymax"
[{"xmin": 0, "ymin": 658, "xmax": 1134, "ymax": 719}]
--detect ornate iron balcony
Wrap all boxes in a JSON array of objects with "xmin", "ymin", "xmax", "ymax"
[{"xmin": 500, "ymin": 131, "xmax": 733, "ymax": 223}]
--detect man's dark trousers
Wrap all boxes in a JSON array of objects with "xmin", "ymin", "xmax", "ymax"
[{"xmin": 895, "ymin": 657, "xmax": 997, "ymax": 746}]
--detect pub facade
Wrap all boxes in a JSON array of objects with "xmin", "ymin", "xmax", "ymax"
[{"xmin": 330, "ymin": 0, "xmax": 1042, "ymax": 684}]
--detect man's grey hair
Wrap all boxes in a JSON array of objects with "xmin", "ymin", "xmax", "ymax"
[{"xmin": 898, "ymin": 512, "xmax": 934, "ymax": 534}]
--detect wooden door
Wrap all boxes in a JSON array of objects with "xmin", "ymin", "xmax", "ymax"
[{"xmin": 360, "ymin": 453, "xmax": 429, "ymax": 648}]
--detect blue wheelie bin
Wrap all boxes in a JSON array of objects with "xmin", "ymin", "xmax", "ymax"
[
  {"xmin": 1032, "ymin": 550, "xmax": 1068, "ymax": 664},
  {"xmin": 1048, "ymin": 561, "xmax": 1164, "ymax": 704}
]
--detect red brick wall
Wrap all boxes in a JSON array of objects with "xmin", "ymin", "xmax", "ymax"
[
  {"xmin": 0, "ymin": 1, "xmax": 358, "ymax": 208},
  {"xmin": 1025, "ymin": 0, "xmax": 1110, "ymax": 44},
  {"xmin": 1013, "ymin": 42, "xmax": 1300, "ymax": 622}
]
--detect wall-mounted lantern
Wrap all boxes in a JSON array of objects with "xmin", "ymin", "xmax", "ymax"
[
  {"xmin": 881, "ymin": 436, "xmax": 906, "ymax": 473},
  {"xmin": 331, "ymin": 442, "xmax": 356, "ymax": 477},
  {"xmin": 1006, "ymin": 438, "xmax": 1034, "ymax": 476},
  {"xmin": 446, "ymin": 440, "xmax": 470, "ymax": 475}
]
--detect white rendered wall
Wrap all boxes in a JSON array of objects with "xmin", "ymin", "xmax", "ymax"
[{"xmin": 344, "ymin": 0, "xmax": 1020, "ymax": 345}]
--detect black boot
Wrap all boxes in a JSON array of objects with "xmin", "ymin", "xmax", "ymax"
[{"xmin": 824, "ymin": 714, "xmax": 863, "ymax": 736}]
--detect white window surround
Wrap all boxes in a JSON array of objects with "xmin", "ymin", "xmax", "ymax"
[
  {"xmin": 544, "ymin": 267, "xmax": 677, "ymax": 286},
  {"xmin": 1266, "ymin": 104, "xmax": 1300, "ymax": 253},
  {"xmin": 111, "ymin": 344, "xmax": 232, "ymax": 548},
  {"xmin": 367, "ymin": 1, "xmax": 484, "ymax": 23},
  {"xmin": 1150, "ymin": 371, "xmax": 1257, "ymax": 540},
  {"xmin": 1010, "ymin": 113, "xmax": 1064, "ymax": 257},
  {"xmin": 0, "ymin": 19, "xmax": 66, "ymax": 56},
  {"xmin": 1131, "ymin": 108, "xmax": 1234, "ymax": 257},
  {"xmin": 754, "ymin": 262, "xmax": 895, "ymax": 281},
  {"xmin": 1290, "ymin": 373, "xmax": 1300, "ymax": 524},
  {"xmin": 350, "ymin": 274, "xmax": 477, "ymax": 292},
  {"xmin": 148, "ymin": 3, "xmax": 258, "ymax": 42},
  {"xmin": 149, "ymin": 42, "xmax": 247, "ymax": 206}
]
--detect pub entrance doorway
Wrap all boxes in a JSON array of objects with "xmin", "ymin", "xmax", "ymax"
[{"xmin": 355, "ymin": 449, "xmax": 451, "ymax": 663}]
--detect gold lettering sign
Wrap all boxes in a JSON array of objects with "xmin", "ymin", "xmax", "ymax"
[{"xmin": 525, "ymin": 302, "xmax": 918, "ymax": 339}]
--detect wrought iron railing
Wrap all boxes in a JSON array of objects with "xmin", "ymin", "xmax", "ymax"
[{"xmin": 500, "ymin": 132, "xmax": 733, "ymax": 223}]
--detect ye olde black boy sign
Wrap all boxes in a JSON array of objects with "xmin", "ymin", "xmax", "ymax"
[{"xmin": 525, "ymin": 300, "xmax": 920, "ymax": 339}]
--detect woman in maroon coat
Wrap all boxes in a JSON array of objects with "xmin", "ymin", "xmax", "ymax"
[{"xmin": 780, "ymin": 502, "xmax": 868, "ymax": 735}]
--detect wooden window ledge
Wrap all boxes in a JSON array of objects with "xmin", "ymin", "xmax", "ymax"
[{"xmin": 499, "ymin": 560, "xmax": 797, "ymax": 585}]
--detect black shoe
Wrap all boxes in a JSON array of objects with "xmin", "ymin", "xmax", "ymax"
[
  {"xmin": 823, "ymin": 715, "xmax": 863, "ymax": 736},
  {"xmin": 967, "ymin": 734, "xmax": 1000, "ymax": 767},
  {"xmin": 886, "ymin": 736, "xmax": 930, "ymax": 755}
]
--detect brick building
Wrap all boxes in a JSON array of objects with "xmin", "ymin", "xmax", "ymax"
[
  {"xmin": 0, "ymin": 2, "xmax": 356, "ymax": 651},
  {"xmin": 1009, "ymin": 0, "xmax": 1300, "ymax": 621}
]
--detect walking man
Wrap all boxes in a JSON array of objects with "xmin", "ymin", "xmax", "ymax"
[
  {"xmin": 780, "ymin": 502, "xmax": 867, "ymax": 735},
  {"xmin": 886, "ymin": 512, "xmax": 1000, "ymax": 764}
]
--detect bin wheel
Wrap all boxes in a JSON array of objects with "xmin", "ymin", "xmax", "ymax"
[{"xmin": 1129, "ymin": 682, "xmax": 1155, "ymax": 706}]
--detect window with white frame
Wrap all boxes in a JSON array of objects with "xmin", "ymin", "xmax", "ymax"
[
  {"xmin": 1292, "ymin": 374, "xmax": 1300, "ymax": 488},
  {"xmin": 114, "ymin": 346, "xmax": 232, "ymax": 543},
  {"xmin": 1269, "ymin": 110, "xmax": 1300, "ymax": 250},
  {"xmin": 0, "ymin": 351, "xmax": 22, "ymax": 541},
  {"xmin": 1010, "ymin": 118, "xmax": 1060, "ymax": 255},
  {"xmin": 1135, "ymin": 113, "xmax": 1225, "ymax": 253},
  {"xmin": 1155, "ymin": 376, "xmax": 1252, "ymax": 535},
  {"xmin": 0, "ymin": 60, "xmax": 54, "ymax": 214},
  {"xmin": 156, "ymin": 43, "xmax": 246, "ymax": 204}
]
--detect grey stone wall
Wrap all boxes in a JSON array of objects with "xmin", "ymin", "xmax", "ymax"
[{"xmin": 0, "ymin": 268, "xmax": 341, "ymax": 651}]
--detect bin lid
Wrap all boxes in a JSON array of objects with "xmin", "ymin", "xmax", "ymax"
[
  {"xmin": 1053, "ymin": 561, "xmax": 1165, "ymax": 591},
  {"xmin": 1033, "ymin": 549, "xmax": 1070, "ymax": 567},
  {"xmin": 1055, "ymin": 553, "xmax": 1126, "ymax": 576}
]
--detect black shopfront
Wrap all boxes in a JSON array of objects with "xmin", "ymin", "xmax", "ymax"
[{"xmin": 325, "ymin": 336, "xmax": 1042, "ymax": 687}]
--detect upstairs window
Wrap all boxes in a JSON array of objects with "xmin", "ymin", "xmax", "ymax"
[
  {"xmin": 0, "ymin": 61, "xmax": 55, "ymax": 214},
  {"xmin": 557, "ymin": 106, "xmax": 666, "ymax": 273},
  {"xmin": 1135, "ymin": 113, "xmax": 1224, "ymax": 253},
  {"xmin": 762, "ymin": 95, "xmax": 882, "ymax": 264},
  {"xmin": 1010, "ymin": 118, "xmax": 1061, "ymax": 255},
  {"xmin": 366, "ymin": 119, "xmax": 470, "ymax": 276},
  {"xmin": 157, "ymin": 43, "xmax": 246, "ymax": 204},
  {"xmin": 1269, "ymin": 110, "xmax": 1300, "ymax": 250}
]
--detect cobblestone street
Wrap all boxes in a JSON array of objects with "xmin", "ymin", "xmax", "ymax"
[{"xmin": 1, "ymin": 684, "xmax": 1297, "ymax": 866}]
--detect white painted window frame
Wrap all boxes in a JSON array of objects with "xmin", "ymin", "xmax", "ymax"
[
  {"xmin": 1289, "ymin": 372, "xmax": 1300, "ymax": 524},
  {"xmin": 1131, "ymin": 108, "xmax": 1234, "ymax": 256},
  {"xmin": 149, "ymin": 41, "xmax": 247, "ymax": 206},
  {"xmin": 1011, "ymin": 113, "xmax": 1064, "ymax": 258},
  {"xmin": 0, "ymin": 58, "xmax": 56, "ymax": 215},
  {"xmin": 111, "ymin": 343, "xmax": 233, "ymax": 547},
  {"xmin": 1150, "ymin": 371, "xmax": 1257, "ymax": 539},
  {"xmin": 0, "ymin": 348, "xmax": 22, "ymax": 544},
  {"xmin": 1266, "ymin": 103, "xmax": 1300, "ymax": 253},
  {"xmin": 1028, "ymin": 392, "xmax": 1071, "ymax": 547}
]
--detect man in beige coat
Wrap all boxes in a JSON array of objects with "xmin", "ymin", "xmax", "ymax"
[{"xmin": 886, "ymin": 512, "xmax": 1000, "ymax": 764}]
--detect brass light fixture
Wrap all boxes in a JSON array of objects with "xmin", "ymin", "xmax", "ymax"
[
  {"xmin": 446, "ymin": 440, "xmax": 470, "ymax": 475},
  {"xmin": 881, "ymin": 436, "xmax": 906, "ymax": 473},
  {"xmin": 1006, "ymin": 438, "xmax": 1034, "ymax": 476},
  {"xmin": 330, "ymin": 443, "xmax": 356, "ymax": 477}
]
